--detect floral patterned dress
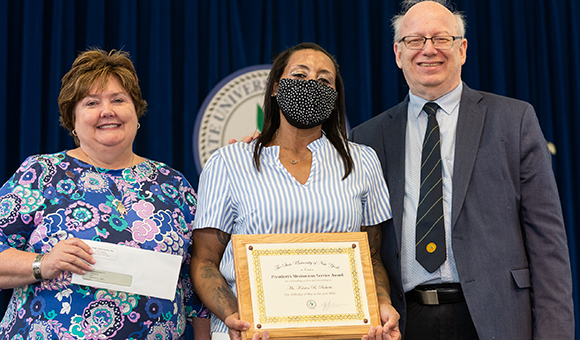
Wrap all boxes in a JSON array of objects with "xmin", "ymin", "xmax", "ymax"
[{"xmin": 0, "ymin": 151, "xmax": 207, "ymax": 339}]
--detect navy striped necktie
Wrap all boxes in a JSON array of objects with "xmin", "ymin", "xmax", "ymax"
[{"xmin": 416, "ymin": 102, "xmax": 446, "ymax": 273}]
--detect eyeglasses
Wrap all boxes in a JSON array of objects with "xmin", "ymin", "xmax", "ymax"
[{"xmin": 399, "ymin": 36, "xmax": 463, "ymax": 50}]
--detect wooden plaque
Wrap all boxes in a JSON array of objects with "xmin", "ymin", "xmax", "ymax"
[{"xmin": 232, "ymin": 232, "xmax": 380, "ymax": 340}]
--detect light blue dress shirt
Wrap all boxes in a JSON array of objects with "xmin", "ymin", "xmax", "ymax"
[{"xmin": 401, "ymin": 83, "xmax": 463, "ymax": 292}]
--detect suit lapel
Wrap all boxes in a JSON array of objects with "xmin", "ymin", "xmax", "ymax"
[
  {"xmin": 383, "ymin": 98, "xmax": 409, "ymax": 250},
  {"xmin": 451, "ymin": 84, "xmax": 486, "ymax": 229}
]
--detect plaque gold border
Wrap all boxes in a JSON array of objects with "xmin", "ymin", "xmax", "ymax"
[{"xmin": 232, "ymin": 232, "xmax": 380, "ymax": 340}]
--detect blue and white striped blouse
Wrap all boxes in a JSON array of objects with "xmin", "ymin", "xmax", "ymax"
[{"xmin": 194, "ymin": 134, "xmax": 392, "ymax": 333}]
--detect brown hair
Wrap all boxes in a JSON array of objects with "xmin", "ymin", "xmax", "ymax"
[
  {"xmin": 253, "ymin": 42, "xmax": 353, "ymax": 179},
  {"xmin": 58, "ymin": 48, "xmax": 147, "ymax": 145}
]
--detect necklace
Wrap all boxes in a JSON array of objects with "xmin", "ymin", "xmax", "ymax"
[
  {"xmin": 276, "ymin": 132, "xmax": 312, "ymax": 165},
  {"xmin": 85, "ymin": 153, "xmax": 135, "ymax": 218}
]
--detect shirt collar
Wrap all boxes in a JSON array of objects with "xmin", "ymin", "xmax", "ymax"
[
  {"xmin": 261, "ymin": 132, "xmax": 328, "ymax": 155},
  {"xmin": 408, "ymin": 82, "xmax": 463, "ymax": 118}
]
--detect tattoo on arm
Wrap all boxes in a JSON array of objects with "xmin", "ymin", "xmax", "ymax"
[
  {"xmin": 191, "ymin": 229, "xmax": 237, "ymax": 321},
  {"xmin": 198, "ymin": 263, "xmax": 238, "ymax": 319},
  {"xmin": 214, "ymin": 282, "xmax": 238, "ymax": 316}
]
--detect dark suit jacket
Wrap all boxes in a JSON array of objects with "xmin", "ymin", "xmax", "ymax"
[{"xmin": 349, "ymin": 83, "xmax": 574, "ymax": 339}]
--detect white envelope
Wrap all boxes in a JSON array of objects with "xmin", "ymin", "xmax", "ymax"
[{"xmin": 71, "ymin": 240, "xmax": 183, "ymax": 301}]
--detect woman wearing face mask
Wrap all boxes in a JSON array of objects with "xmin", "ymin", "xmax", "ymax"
[{"xmin": 190, "ymin": 42, "xmax": 401, "ymax": 340}]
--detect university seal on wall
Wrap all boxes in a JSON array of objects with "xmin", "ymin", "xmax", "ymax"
[{"xmin": 193, "ymin": 65, "xmax": 271, "ymax": 173}]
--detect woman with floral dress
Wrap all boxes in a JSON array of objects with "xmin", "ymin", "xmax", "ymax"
[{"xmin": 0, "ymin": 48, "xmax": 208, "ymax": 339}]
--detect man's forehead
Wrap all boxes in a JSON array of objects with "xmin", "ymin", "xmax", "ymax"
[
  {"xmin": 401, "ymin": 2, "xmax": 457, "ymax": 33},
  {"xmin": 404, "ymin": 1, "xmax": 454, "ymax": 21}
]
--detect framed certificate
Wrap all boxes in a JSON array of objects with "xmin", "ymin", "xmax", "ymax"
[{"xmin": 232, "ymin": 232, "xmax": 380, "ymax": 340}]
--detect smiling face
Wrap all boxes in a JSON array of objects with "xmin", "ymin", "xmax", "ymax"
[
  {"xmin": 74, "ymin": 75, "xmax": 139, "ymax": 153},
  {"xmin": 394, "ymin": 1, "xmax": 467, "ymax": 100}
]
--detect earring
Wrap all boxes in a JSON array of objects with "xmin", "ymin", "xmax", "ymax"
[
  {"xmin": 137, "ymin": 123, "xmax": 141, "ymax": 129},
  {"xmin": 72, "ymin": 130, "xmax": 77, "ymax": 136}
]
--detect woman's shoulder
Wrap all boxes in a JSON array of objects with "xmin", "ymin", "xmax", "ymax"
[
  {"xmin": 138, "ymin": 158, "xmax": 197, "ymax": 191},
  {"xmin": 205, "ymin": 141, "xmax": 255, "ymax": 165},
  {"xmin": 140, "ymin": 158, "xmax": 187, "ymax": 179},
  {"xmin": 218, "ymin": 141, "xmax": 255, "ymax": 155},
  {"xmin": 0, "ymin": 151, "xmax": 71, "ymax": 192},
  {"xmin": 347, "ymin": 141, "xmax": 379, "ymax": 159},
  {"xmin": 25, "ymin": 150, "xmax": 67, "ymax": 162},
  {"xmin": 345, "ymin": 141, "xmax": 383, "ymax": 173},
  {"xmin": 14, "ymin": 151, "xmax": 69, "ymax": 171}
]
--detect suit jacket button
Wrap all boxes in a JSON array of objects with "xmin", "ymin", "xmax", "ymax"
[
  {"xmin": 396, "ymin": 250, "xmax": 400, "ymax": 258},
  {"xmin": 398, "ymin": 293, "xmax": 403, "ymax": 301}
]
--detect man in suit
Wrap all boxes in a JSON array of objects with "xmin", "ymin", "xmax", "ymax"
[{"xmin": 349, "ymin": 1, "xmax": 574, "ymax": 339}]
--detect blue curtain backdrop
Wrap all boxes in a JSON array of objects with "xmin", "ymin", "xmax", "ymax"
[{"xmin": 1, "ymin": 0, "xmax": 579, "ymax": 336}]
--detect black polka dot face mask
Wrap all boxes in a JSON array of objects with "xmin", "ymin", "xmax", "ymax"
[{"xmin": 275, "ymin": 78, "xmax": 338, "ymax": 129}]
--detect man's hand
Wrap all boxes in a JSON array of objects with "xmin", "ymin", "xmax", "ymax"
[{"xmin": 228, "ymin": 131, "xmax": 260, "ymax": 144}]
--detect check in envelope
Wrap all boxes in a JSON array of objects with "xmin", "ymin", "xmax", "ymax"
[{"xmin": 71, "ymin": 240, "xmax": 183, "ymax": 300}]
